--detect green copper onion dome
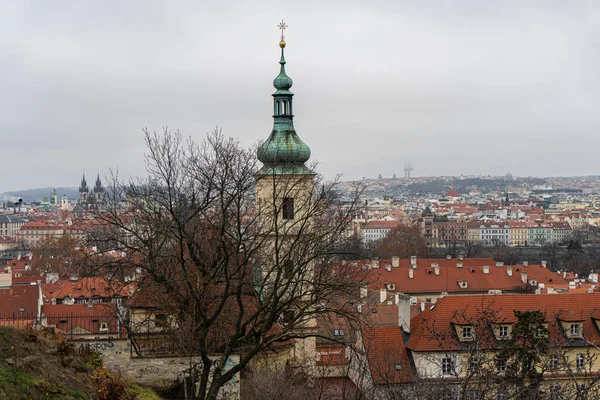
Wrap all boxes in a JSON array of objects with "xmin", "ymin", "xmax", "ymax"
[
  {"xmin": 273, "ymin": 51, "xmax": 293, "ymax": 92},
  {"xmin": 257, "ymin": 37, "xmax": 312, "ymax": 175}
]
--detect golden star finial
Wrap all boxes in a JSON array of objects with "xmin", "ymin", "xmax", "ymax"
[{"xmin": 278, "ymin": 19, "xmax": 288, "ymax": 48}]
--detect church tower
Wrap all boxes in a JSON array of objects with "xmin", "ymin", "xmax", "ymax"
[
  {"xmin": 255, "ymin": 21, "xmax": 316, "ymax": 369},
  {"xmin": 94, "ymin": 173, "xmax": 105, "ymax": 203},
  {"xmin": 79, "ymin": 173, "xmax": 89, "ymax": 203}
]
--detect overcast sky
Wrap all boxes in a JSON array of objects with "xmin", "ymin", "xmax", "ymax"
[{"xmin": 1, "ymin": 0, "xmax": 599, "ymax": 192}]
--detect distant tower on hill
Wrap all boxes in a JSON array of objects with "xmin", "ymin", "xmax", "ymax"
[{"xmin": 404, "ymin": 162, "xmax": 413, "ymax": 179}]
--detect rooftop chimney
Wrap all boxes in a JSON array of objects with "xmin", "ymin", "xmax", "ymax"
[
  {"xmin": 523, "ymin": 261, "xmax": 528, "ymax": 267},
  {"xmin": 433, "ymin": 264, "xmax": 440, "ymax": 276},
  {"xmin": 372, "ymin": 258, "xmax": 380, "ymax": 269},
  {"xmin": 541, "ymin": 261, "xmax": 547, "ymax": 268},
  {"xmin": 507, "ymin": 267, "xmax": 513, "ymax": 277},
  {"xmin": 410, "ymin": 256, "xmax": 417, "ymax": 268},
  {"xmin": 392, "ymin": 256, "xmax": 400, "ymax": 268},
  {"xmin": 409, "ymin": 269, "xmax": 414, "ymax": 279},
  {"xmin": 483, "ymin": 265, "xmax": 490, "ymax": 274},
  {"xmin": 397, "ymin": 294, "xmax": 411, "ymax": 333},
  {"xmin": 459, "ymin": 255, "xmax": 464, "ymax": 261},
  {"xmin": 521, "ymin": 271, "xmax": 528, "ymax": 284},
  {"xmin": 496, "ymin": 262, "xmax": 504, "ymax": 268},
  {"xmin": 457, "ymin": 262, "xmax": 463, "ymax": 268},
  {"xmin": 386, "ymin": 264, "xmax": 392, "ymax": 272},
  {"xmin": 360, "ymin": 284, "xmax": 367, "ymax": 298},
  {"xmin": 446, "ymin": 255, "xmax": 451, "ymax": 260},
  {"xmin": 380, "ymin": 288, "xmax": 387, "ymax": 304}
]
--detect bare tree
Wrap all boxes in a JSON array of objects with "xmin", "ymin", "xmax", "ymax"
[{"xmin": 91, "ymin": 128, "xmax": 366, "ymax": 400}]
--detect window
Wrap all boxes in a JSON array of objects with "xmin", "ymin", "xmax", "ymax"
[
  {"xmin": 497, "ymin": 358, "xmax": 507, "ymax": 373},
  {"xmin": 570, "ymin": 324, "xmax": 580, "ymax": 337},
  {"xmin": 576, "ymin": 354, "xmax": 585, "ymax": 370},
  {"xmin": 462, "ymin": 327, "xmax": 473, "ymax": 339},
  {"xmin": 283, "ymin": 260, "xmax": 294, "ymax": 279},
  {"xmin": 536, "ymin": 326, "xmax": 547, "ymax": 337},
  {"xmin": 470, "ymin": 357, "xmax": 480, "ymax": 373},
  {"xmin": 155, "ymin": 313, "xmax": 169, "ymax": 329},
  {"xmin": 498, "ymin": 326, "xmax": 509, "ymax": 338},
  {"xmin": 282, "ymin": 310, "xmax": 295, "ymax": 324},
  {"xmin": 334, "ymin": 329, "xmax": 345, "ymax": 336},
  {"xmin": 550, "ymin": 354, "xmax": 559, "ymax": 370},
  {"xmin": 442, "ymin": 357, "xmax": 454, "ymax": 375},
  {"xmin": 282, "ymin": 197, "xmax": 294, "ymax": 220},
  {"xmin": 550, "ymin": 385, "xmax": 563, "ymax": 400}
]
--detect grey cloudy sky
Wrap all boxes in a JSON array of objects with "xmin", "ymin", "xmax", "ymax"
[{"xmin": 1, "ymin": 0, "xmax": 599, "ymax": 193}]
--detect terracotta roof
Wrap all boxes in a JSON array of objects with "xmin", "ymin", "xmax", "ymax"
[
  {"xmin": 366, "ymin": 304, "xmax": 400, "ymax": 327},
  {"xmin": 316, "ymin": 344, "xmax": 349, "ymax": 366},
  {"xmin": 408, "ymin": 293, "xmax": 600, "ymax": 352},
  {"xmin": 50, "ymin": 277, "xmax": 131, "ymax": 300},
  {"xmin": 362, "ymin": 326, "xmax": 414, "ymax": 384},
  {"xmin": 365, "ymin": 259, "xmax": 563, "ymax": 294},
  {"xmin": 42, "ymin": 303, "xmax": 121, "ymax": 336},
  {"xmin": 0, "ymin": 284, "xmax": 40, "ymax": 316},
  {"xmin": 363, "ymin": 221, "xmax": 403, "ymax": 230}
]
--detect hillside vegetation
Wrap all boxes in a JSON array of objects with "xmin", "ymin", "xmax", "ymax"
[{"xmin": 0, "ymin": 326, "xmax": 159, "ymax": 400}]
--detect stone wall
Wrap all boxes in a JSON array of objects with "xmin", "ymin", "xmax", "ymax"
[{"xmin": 75, "ymin": 339, "xmax": 240, "ymax": 398}]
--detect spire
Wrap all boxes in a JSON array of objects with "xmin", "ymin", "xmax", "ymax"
[
  {"xmin": 95, "ymin": 172, "xmax": 104, "ymax": 193},
  {"xmin": 79, "ymin": 173, "xmax": 89, "ymax": 193},
  {"xmin": 257, "ymin": 20, "xmax": 312, "ymax": 175}
]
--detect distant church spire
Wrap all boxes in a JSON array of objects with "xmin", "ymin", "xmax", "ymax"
[
  {"xmin": 79, "ymin": 173, "xmax": 88, "ymax": 193},
  {"xmin": 94, "ymin": 172, "xmax": 104, "ymax": 193},
  {"xmin": 257, "ymin": 20, "xmax": 311, "ymax": 175}
]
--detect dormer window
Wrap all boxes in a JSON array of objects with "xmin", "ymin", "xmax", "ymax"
[
  {"xmin": 497, "ymin": 325, "xmax": 510, "ymax": 339},
  {"xmin": 570, "ymin": 324, "xmax": 580, "ymax": 337},
  {"xmin": 462, "ymin": 326, "xmax": 473, "ymax": 340}
]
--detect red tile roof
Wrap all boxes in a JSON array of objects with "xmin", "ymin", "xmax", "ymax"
[
  {"xmin": 0, "ymin": 284, "xmax": 40, "ymax": 316},
  {"xmin": 50, "ymin": 277, "xmax": 131, "ymax": 300},
  {"xmin": 366, "ymin": 259, "xmax": 567, "ymax": 294},
  {"xmin": 408, "ymin": 293, "xmax": 600, "ymax": 352},
  {"xmin": 362, "ymin": 326, "xmax": 414, "ymax": 384}
]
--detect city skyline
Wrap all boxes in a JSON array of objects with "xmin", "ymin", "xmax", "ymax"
[{"xmin": 1, "ymin": 1, "xmax": 599, "ymax": 192}]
